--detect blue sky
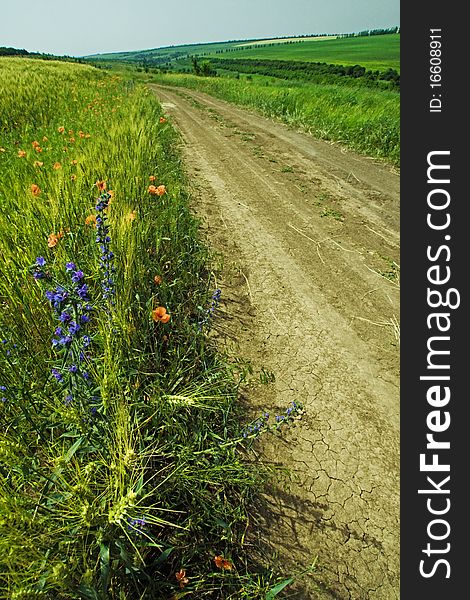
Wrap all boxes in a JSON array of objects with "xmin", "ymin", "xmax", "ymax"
[{"xmin": 0, "ymin": 0, "xmax": 400, "ymax": 57}]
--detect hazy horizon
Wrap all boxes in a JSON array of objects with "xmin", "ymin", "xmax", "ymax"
[{"xmin": 0, "ymin": 0, "xmax": 399, "ymax": 58}]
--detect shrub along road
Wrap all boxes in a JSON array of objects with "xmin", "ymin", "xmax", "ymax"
[{"xmin": 150, "ymin": 84, "xmax": 400, "ymax": 600}]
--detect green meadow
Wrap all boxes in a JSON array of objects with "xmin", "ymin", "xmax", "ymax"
[
  {"xmin": 87, "ymin": 34, "xmax": 399, "ymax": 74},
  {"xmin": 208, "ymin": 34, "xmax": 400, "ymax": 72},
  {"xmin": 149, "ymin": 71, "xmax": 400, "ymax": 165}
]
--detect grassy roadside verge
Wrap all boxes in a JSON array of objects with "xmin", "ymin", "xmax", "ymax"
[
  {"xmin": 147, "ymin": 72, "xmax": 400, "ymax": 165},
  {"xmin": 0, "ymin": 58, "xmax": 303, "ymax": 599}
]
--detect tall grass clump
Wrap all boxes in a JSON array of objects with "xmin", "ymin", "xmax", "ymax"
[
  {"xmin": 149, "ymin": 72, "xmax": 400, "ymax": 165},
  {"xmin": 0, "ymin": 58, "xmax": 292, "ymax": 599}
]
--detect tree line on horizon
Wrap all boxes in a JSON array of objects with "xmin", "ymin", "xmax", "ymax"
[{"xmin": 0, "ymin": 46, "xmax": 85, "ymax": 63}]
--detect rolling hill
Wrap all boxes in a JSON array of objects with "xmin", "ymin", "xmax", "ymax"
[{"xmin": 85, "ymin": 30, "xmax": 399, "ymax": 73}]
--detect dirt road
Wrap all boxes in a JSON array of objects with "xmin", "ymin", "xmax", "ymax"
[{"xmin": 150, "ymin": 85, "xmax": 400, "ymax": 599}]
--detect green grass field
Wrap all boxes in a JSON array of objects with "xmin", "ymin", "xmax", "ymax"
[
  {"xmin": 0, "ymin": 57, "xmax": 304, "ymax": 599},
  {"xmin": 87, "ymin": 33, "xmax": 400, "ymax": 73},
  {"xmin": 206, "ymin": 34, "xmax": 400, "ymax": 72},
  {"xmin": 149, "ymin": 71, "xmax": 400, "ymax": 164}
]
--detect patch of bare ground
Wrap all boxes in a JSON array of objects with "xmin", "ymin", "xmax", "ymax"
[{"xmin": 150, "ymin": 84, "xmax": 400, "ymax": 599}]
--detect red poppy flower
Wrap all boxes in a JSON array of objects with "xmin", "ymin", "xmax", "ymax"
[
  {"xmin": 152, "ymin": 306, "xmax": 170, "ymax": 323},
  {"xmin": 175, "ymin": 569, "xmax": 189, "ymax": 589},
  {"xmin": 214, "ymin": 555, "xmax": 233, "ymax": 570},
  {"xmin": 31, "ymin": 184, "xmax": 41, "ymax": 196}
]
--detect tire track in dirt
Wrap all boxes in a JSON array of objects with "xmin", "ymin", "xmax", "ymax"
[{"xmin": 149, "ymin": 85, "xmax": 400, "ymax": 599}]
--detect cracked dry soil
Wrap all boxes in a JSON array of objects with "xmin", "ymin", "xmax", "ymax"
[{"xmin": 150, "ymin": 85, "xmax": 400, "ymax": 599}]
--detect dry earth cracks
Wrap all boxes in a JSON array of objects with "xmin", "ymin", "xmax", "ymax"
[{"xmin": 150, "ymin": 85, "xmax": 400, "ymax": 599}]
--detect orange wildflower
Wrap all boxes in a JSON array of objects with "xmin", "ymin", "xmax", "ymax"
[
  {"xmin": 95, "ymin": 180, "xmax": 106, "ymax": 191},
  {"xmin": 71, "ymin": 174, "xmax": 77, "ymax": 181},
  {"xmin": 32, "ymin": 140, "xmax": 40, "ymax": 148},
  {"xmin": 69, "ymin": 137, "xmax": 76, "ymax": 143},
  {"xmin": 153, "ymin": 275, "xmax": 162, "ymax": 285},
  {"xmin": 159, "ymin": 117, "xmax": 166, "ymax": 124},
  {"xmin": 214, "ymin": 556, "xmax": 233, "ymax": 571},
  {"xmin": 34, "ymin": 146, "xmax": 43, "ymax": 153},
  {"xmin": 30, "ymin": 184, "xmax": 41, "ymax": 197},
  {"xmin": 148, "ymin": 184, "xmax": 166, "ymax": 196},
  {"xmin": 47, "ymin": 233, "xmax": 59, "ymax": 248},
  {"xmin": 33, "ymin": 160, "xmax": 44, "ymax": 167},
  {"xmin": 68, "ymin": 130, "xmax": 74, "ymax": 135},
  {"xmin": 152, "ymin": 306, "xmax": 170, "ymax": 323},
  {"xmin": 127, "ymin": 211, "xmax": 137, "ymax": 221},
  {"xmin": 78, "ymin": 130, "xmax": 86, "ymax": 138},
  {"xmin": 85, "ymin": 214, "xmax": 97, "ymax": 226},
  {"xmin": 149, "ymin": 175, "xmax": 156, "ymax": 182},
  {"xmin": 71, "ymin": 159, "xmax": 78, "ymax": 165},
  {"xmin": 175, "ymin": 569, "xmax": 189, "ymax": 589},
  {"xmin": 18, "ymin": 150, "xmax": 26, "ymax": 158},
  {"xmin": 58, "ymin": 126, "xmax": 65, "ymax": 133},
  {"xmin": 53, "ymin": 162, "xmax": 61, "ymax": 170}
]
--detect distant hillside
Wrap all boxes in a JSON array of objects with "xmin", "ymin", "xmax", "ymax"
[
  {"xmin": 84, "ymin": 40, "xmax": 253, "ymax": 64},
  {"xmin": 84, "ymin": 29, "xmax": 399, "ymax": 72},
  {"xmin": 208, "ymin": 34, "xmax": 400, "ymax": 72}
]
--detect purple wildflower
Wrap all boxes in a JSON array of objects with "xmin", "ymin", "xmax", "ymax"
[
  {"xmin": 127, "ymin": 517, "xmax": 147, "ymax": 536},
  {"xmin": 71, "ymin": 270, "xmax": 84, "ymax": 283},
  {"xmin": 52, "ymin": 368, "xmax": 63, "ymax": 382},
  {"xmin": 95, "ymin": 191, "xmax": 115, "ymax": 303},
  {"xmin": 76, "ymin": 284, "xmax": 89, "ymax": 300},
  {"xmin": 68, "ymin": 321, "xmax": 80, "ymax": 335}
]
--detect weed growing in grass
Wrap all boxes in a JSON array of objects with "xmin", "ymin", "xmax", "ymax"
[
  {"xmin": 198, "ymin": 287, "xmax": 222, "ymax": 330},
  {"xmin": 37, "ymin": 258, "xmax": 96, "ymax": 411},
  {"xmin": 95, "ymin": 187, "xmax": 116, "ymax": 304}
]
